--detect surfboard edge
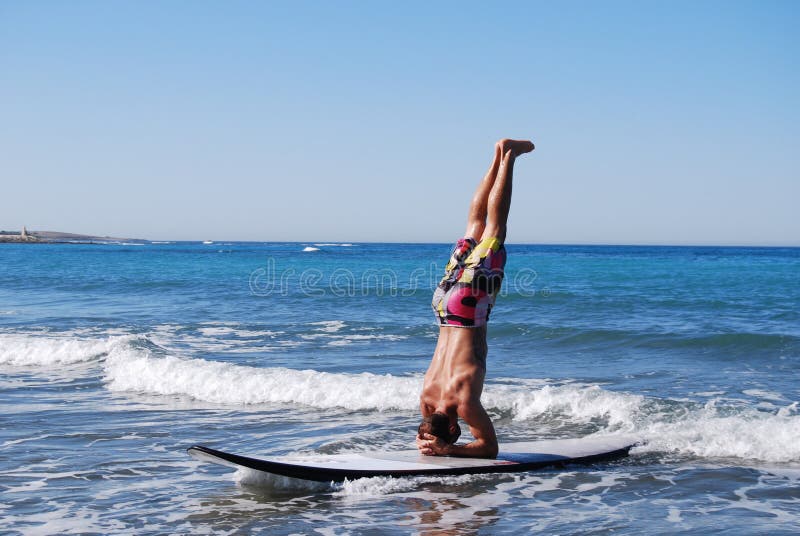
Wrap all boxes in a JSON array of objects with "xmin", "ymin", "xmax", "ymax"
[{"xmin": 188, "ymin": 437, "xmax": 639, "ymax": 483}]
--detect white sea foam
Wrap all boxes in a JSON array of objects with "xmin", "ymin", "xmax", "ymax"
[
  {"xmin": 117, "ymin": 358, "xmax": 800, "ymax": 463},
  {"xmin": 484, "ymin": 383, "xmax": 643, "ymax": 426},
  {"xmin": 231, "ymin": 329, "xmax": 282, "ymax": 338},
  {"xmin": 95, "ymin": 338, "xmax": 800, "ymax": 462},
  {"xmin": 633, "ymin": 400, "xmax": 800, "ymax": 463},
  {"xmin": 300, "ymin": 321, "xmax": 409, "ymax": 346},
  {"xmin": 694, "ymin": 391, "xmax": 726, "ymax": 397},
  {"xmin": 4, "ymin": 332, "xmax": 800, "ymax": 465},
  {"xmin": 236, "ymin": 470, "xmax": 500, "ymax": 494},
  {"xmin": 307, "ymin": 320, "xmax": 346, "ymax": 333},
  {"xmin": 302, "ymin": 333, "xmax": 407, "ymax": 346},
  {"xmin": 334, "ymin": 475, "xmax": 415, "ymax": 496},
  {"xmin": 101, "ymin": 341, "xmax": 631, "ymax": 418},
  {"xmin": 332, "ymin": 473, "xmax": 498, "ymax": 497},
  {"xmin": 195, "ymin": 326, "xmax": 233, "ymax": 337},
  {"xmin": 302, "ymin": 246, "xmax": 320, "ymax": 252},
  {"xmin": 148, "ymin": 323, "xmax": 290, "ymax": 354},
  {"xmin": 742, "ymin": 389, "xmax": 787, "ymax": 402},
  {"xmin": 0, "ymin": 334, "xmax": 127, "ymax": 366},
  {"xmin": 196, "ymin": 326, "xmax": 281, "ymax": 338},
  {"xmin": 235, "ymin": 467, "xmax": 330, "ymax": 492},
  {"xmin": 103, "ymin": 347, "xmax": 421, "ymax": 409}
]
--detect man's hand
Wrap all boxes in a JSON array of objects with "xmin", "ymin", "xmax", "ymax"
[{"xmin": 416, "ymin": 433, "xmax": 451, "ymax": 456}]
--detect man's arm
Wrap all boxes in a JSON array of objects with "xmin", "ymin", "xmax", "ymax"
[{"xmin": 416, "ymin": 399, "xmax": 498, "ymax": 459}]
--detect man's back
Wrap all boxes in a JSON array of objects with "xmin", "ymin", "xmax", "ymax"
[
  {"xmin": 421, "ymin": 326, "xmax": 487, "ymax": 411},
  {"xmin": 418, "ymin": 326, "xmax": 498, "ymax": 458}
]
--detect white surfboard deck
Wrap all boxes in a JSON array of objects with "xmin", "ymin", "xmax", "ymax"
[{"xmin": 189, "ymin": 435, "xmax": 639, "ymax": 482}]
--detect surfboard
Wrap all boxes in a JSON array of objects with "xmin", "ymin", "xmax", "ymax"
[{"xmin": 188, "ymin": 435, "xmax": 638, "ymax": 482}]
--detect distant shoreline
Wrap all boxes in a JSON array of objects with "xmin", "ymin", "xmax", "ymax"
[
  {"xmin": 0, "ymin": 239, "xmax": 148, "ymax": 245},
  {"xmin": 0, "ymin": 230, "xmax": 145, "ymax": 245},
  {"xmin": 1, "ymin": 240, "xmax": 798, "ymax": 249},
  {"xmin": 0, "ymin": 231, "xmax": 797, "ymax": 249}
]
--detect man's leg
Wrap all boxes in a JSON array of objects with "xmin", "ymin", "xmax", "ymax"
[
  {"xmin": 464, "ymin": 143, "xmax": 502, "ymax": 240},
  {"xmin": 482, "ymin": 139, "xmax": 534, "ymax": 242}
]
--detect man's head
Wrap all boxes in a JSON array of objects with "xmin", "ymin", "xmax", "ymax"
[{"xmin": 418, "ymin": 412, "xmax": 461, "ymax": 444}]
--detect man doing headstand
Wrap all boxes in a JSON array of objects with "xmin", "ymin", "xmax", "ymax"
[{"xmin": 417, "ymin": 138, "xmax": 534, "ymax": 459}]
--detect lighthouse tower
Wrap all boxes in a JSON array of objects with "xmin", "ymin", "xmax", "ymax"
[{"xmin": 20, "ymin": 226, "xmax": 28, "ymax": 239}]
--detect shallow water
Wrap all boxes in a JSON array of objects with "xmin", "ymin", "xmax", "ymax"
[{"xmin": 1, "ymin": 242, "xmax": 799, "ymax": 534}]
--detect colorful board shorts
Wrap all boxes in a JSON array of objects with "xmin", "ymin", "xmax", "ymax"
[{"xmin": 432, "ymin": 237, "xmax": 507, "ymax": 328}]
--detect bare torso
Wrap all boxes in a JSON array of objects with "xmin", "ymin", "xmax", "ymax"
[
  {"xmin": 421, "ymin": 327, "xmax": 487, "ymax": 415},
  {"xmin": 418, "ymin": 326, "xmax": 498, "ymax": 458}
]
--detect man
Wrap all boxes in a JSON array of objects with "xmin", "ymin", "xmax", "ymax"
[{"xmin": 417, "ymin": 138, "xmax": 534, "ymax": 459}]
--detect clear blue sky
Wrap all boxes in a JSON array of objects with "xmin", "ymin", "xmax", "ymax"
[{"xmin": 1, "ymin": 1, "xmax": 797, "ymax": 245}]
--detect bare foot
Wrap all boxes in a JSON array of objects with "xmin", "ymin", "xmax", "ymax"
[{"xmin": 496, "ymin": 138, "xmax": 535, "ymax": 157}]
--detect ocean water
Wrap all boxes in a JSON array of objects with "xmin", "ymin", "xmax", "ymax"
[{"xmin": 1, "ymin": 241, "xmax": 799, "ymax": 535}]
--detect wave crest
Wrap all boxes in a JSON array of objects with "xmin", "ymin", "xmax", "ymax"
[
  {"xmin": 4, "ymin": 332, "xmax": 799, "ymax": 463},
  {"xmin": 635, "ymin": 401, "xmax": 800, "ymax": 463},
  {"xmin": 0, "ymin": 334, "xmax": 127, "ymax": 366},
  {"xmin": 104, "ymin": 346, "xmax": 421, "ymax": 409}
]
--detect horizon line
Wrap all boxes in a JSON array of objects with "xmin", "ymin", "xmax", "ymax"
[{"xmin": 3, "ymin": 228, "xmax": 799, "ymax": 248}]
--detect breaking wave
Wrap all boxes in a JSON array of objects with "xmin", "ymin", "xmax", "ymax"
[
  {"xmin": 3, "ymin": 332, "xmax": 799, "ymax": 463},
  {"xmin": 0, "ymin": 334, "xmax": 128, "ymax": 366}
]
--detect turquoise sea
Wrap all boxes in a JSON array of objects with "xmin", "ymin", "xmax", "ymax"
[{"xmin": 1, "ymin": 241, "xmax": 799, "ymax": 534}]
